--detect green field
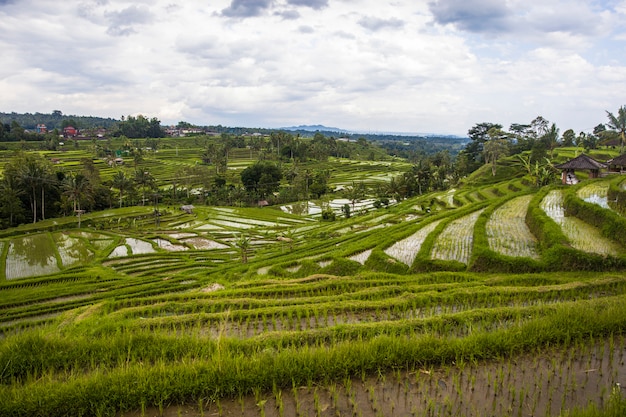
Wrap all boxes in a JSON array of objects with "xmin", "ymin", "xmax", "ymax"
[{"xmin": 1, "ymin": 144, "xmax": 626, "ymax": 417}]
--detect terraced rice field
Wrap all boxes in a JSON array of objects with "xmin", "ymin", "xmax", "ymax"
[
  {"xmin": 577, "ymin": 181, "xmax": 610, "ymax": 209},
  {"xmin": 384, "ymin": 220, "xmax": 441, "ymax": 266},
  {"xmin": 4, "ymin": 234, "xmax": 60, "ymax": 279},
  {"xmin": 2, "ymin": 269, "xmax": 626, "ymax": 417},
  {"xmin": 540, "ymin": 190, "xmax": 622, "ymax": 256},
  {"xmin": 487, "ymin": 195, "xmax": 539, "ymax": 259},
  {"xmin": 431, "ymin": 209, "xmax": 484, "ymax": 264},
  {"xmin": 2, "ymin": 155, "xmax": 626, "ymax": 417}
]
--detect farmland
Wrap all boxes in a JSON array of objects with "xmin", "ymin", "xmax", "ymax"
[{"xmin": 1, "ymin": 142, "xmax": 626, "ymax": 417}]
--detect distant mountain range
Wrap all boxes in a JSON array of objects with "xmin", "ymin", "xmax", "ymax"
[
  {"xmin": 281, "ymin": 124, "xmax": 463, "ymax": 138},
  {"xmin": 281, "ymin": 124, "xmax": 349, "ymax": 133}
]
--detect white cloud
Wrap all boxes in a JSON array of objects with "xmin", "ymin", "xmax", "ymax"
[{"xmin": 0, "ymin": 0, "xmax": 625, "ymax": 135}]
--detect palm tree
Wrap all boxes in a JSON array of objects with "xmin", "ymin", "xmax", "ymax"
[
  {"xmin": 62, "ymin": 172, "xmax": 92, "ymax": 213},
  {"xmin": 14, "ymin": 153, "xmax": 53, "ymax": 223},
  {"xmin": 606, "ymin": 106, "xmax": 626, "ymax": 154},
  {"xmin": 112, "ymin": 171, "xmax": 132, "ymax": 208},
  {"xmin": 134, "ymin": 169, "xmax": 155, "ymax": 206}
]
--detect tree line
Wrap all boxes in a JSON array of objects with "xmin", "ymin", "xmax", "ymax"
[{"xmin": 1, "ymin": 106, "xmax": 624, "ymax": 229}]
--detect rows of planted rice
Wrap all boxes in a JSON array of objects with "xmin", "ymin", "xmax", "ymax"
[
  {"xmin": 384, "ymin": 220, "xmax": 441, "ymax": 265},
  {"xmin": 431, "ymin": 209, "xmax": 484, "ymax": 264},
  {"xmin": 0, "ymin": 267, "xmax": 185, "ymax": 333},
  {"xmin": 486, "ymin": 195, "xmax": 539, "ymax": 259},
  {"xmin": 323, "ymin": 159, "xmax": 410, "ymax": 188},
  {"xmin": 540, "ymin": 190, "xmax": 622, "ymax": 256},
  {"xmin": 2, "ymin": 268, "xmax": 626, "ymax": 417},
  {"xmin": 69, "ymin": 272, "xmax": 626, "ymax": 341}
]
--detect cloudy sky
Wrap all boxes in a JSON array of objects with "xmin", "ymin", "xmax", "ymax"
[{"xmin": 1, "ymin": 0, "xmax": 626, "ymax": 136}]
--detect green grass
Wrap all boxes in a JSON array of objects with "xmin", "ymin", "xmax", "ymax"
[{"xmin": 2, "ymin": 146, "xmax": 626, "ymax": 416}]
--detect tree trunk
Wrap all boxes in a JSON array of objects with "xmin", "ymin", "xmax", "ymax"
[
  {"xmin": 31, "ymin": 187, "xmax": 37, "ymax": 223},
  {"xmin": 41, "ymin": 186, "xmax": 46, "ymax": 220}
]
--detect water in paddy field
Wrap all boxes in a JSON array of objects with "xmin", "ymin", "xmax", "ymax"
[
  {"xmin": 577, "ymin": 183, "xmax": 610, "ymax": 209},
  {"xmin": 582, "ymin": 194, "xmax": 610, "ymax": 209},
  {"xmin": 281, "ymin": 198, "xmax": 390, "ymax": 216},
  {"xmin": 5, "ymin": 234, "xmax": 60, "ymax": 279}
]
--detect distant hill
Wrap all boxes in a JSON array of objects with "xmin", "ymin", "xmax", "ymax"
[
  {"xmin": 0, "ymin": 111, "xmax": 119, "ymax": 130},
  {"xmin": 281, "ymin": 124, "xmax": 350, "ymax": 133}
]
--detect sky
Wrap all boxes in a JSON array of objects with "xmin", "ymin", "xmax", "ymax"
[{"xmin": 1, "ymin": 0, "xmax": 626, "ymax": 136}]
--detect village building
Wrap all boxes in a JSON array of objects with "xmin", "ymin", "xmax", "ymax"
[
  {"xmin": 63, "ymin": 126, "xmax": 78, "ymax": 137},
  {"xmin": 554, "ymin": 154, "xmax": 607, "ymax": 184}
]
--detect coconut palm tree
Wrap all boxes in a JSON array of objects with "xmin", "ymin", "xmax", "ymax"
[
  {"xmin": 12, "ymin": 153, "xmax": 54, "ymax": 223},
  {"xmin": 62, "ymin": 172, "xmax": 93, "ymax": 213},
  {"xmin": 606, "ymin": 106, "xmax": 626, "ymax": 154},
  {"xmin": 134, "ymin": 169, "xmax": 155, "ymax": 206},
  {"xmin": 112, "ymin": 170, "xmax": 132, "ymax": 208}
]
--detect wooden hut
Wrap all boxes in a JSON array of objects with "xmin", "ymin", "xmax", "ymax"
[
  {"xmin": 554, "ymin": 154, "xmax": 607, "ymax": 184},
  {"xmin": 607, "ymin": 154, "xmax": 626, "ymax": 173}
]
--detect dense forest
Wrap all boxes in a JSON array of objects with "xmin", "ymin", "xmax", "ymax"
[{"xmin": 0, "ymin": 110, "xmax": 118, "ymax": 130}]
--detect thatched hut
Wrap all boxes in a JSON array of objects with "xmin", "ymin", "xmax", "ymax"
[
  {"xmin": 554, "ymin": 154, "xmax": 607, "ymax": 184},
  {"xmin": 607, "ymin": 154, "xmax": 626, "ymax": 173}
]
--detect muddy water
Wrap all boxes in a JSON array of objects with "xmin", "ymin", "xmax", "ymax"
[{"xmin": 121, "ymin": 338, "xmax": 626, "ymax": 417}]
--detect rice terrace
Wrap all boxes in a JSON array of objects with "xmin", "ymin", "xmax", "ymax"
[{"xmin": 1, "ymin": 113, "xmax": 626, "ymax": 417}]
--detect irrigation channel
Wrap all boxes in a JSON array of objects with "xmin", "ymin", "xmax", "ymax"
[{"xmin": 121, "ymin": 337, "xmax": 625, "ymax": 417}]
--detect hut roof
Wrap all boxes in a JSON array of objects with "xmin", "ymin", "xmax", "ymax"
[
  {"xmin": 554, "ymin": 154, "xmax": 606, "ymax": 170},
  {"xmin": 608, "ymin": 153, "xmax": 626, "ymax": 166},
  {"xmin": 181, "ymin": 204, "xmax": 195, "ymax": 214}
]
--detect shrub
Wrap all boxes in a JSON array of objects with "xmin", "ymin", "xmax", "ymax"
[
  {"xmin": 319, "ymin": 257, "xmax": 362, "ymax": 276},
  {"xmin": 364, "ymin": 249, "xmax": 409, "ymax": 274}
]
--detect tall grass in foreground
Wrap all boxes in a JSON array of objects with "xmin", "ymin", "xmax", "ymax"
[{"xmin": 2, "ymin": 294, "xmax": 626, "ymax": 416}]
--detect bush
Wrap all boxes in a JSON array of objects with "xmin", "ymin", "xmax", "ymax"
[
  {"xmin": 321, "ymin": 208, "xmax": 336, "ymax": 221},
  {"xmin": 364, "ymin": 249, "xmax": 409, "ymax": 274},
  {"xmin": 320, "ymin": 257, "xmax": 362, "ymax": 276}
]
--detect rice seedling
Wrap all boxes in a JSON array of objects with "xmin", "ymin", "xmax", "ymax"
[
  {"xmin": 431, "ymin": 209, "xmax": 484, "ymax": 264},
  {"xmin": 384, "ymin": 220, "xmax": 441, "ymax": 265},
  {"xmin": 348, "ymin": 249, "xmax": 373, "ymax": 265},
  {"xmin": 486, "ymin": 195, "xmax": 539, "ymax": 259}
]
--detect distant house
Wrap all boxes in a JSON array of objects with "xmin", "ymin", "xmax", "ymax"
[
  {"xmin": 63, "ymin": 126, "xmax": 78, "ymax": 138},
  {"xmin": 554, "ymin": 154, "xmax": 607, "ymax": 184},
  {"xmin": 36, "ymin": 124, "xmax": 47, "ymax": 134},
  {"xmin": 181, "ymin": 205, "xmax": 195, "ymax": 214}
]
